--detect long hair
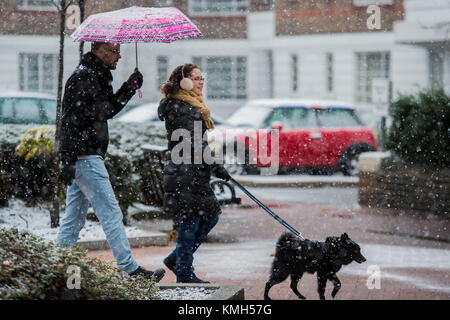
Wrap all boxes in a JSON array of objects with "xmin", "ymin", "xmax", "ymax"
[{"xmin": 160, "ymin": 63, "xmax": 199, "ymax": 97}]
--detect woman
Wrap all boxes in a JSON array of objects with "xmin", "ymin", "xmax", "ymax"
[{"xmin": 158, "ymin": 63, "xmax": 231, "ymax": 283}]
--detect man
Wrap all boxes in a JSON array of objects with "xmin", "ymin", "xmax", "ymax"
[{"xmin": 56, "ymin": 42, "xmax": 165, "ymax": 282}]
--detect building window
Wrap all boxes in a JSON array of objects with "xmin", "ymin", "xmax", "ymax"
[
  {"xmin": 291, "ymin": 54, "xmax": 298, "ymax": 92},
  {"xmin": 18, "ymin": 0, "xmax": 55, "ymax": 10},
  {"xmin": 353, "ymin": 0, "xmax": 393, "ymax": 6},
  {"xmin": 156, "ymin": 56, "xmax": 168, "ymax": 91},
  {"xmin": 356, "ymin": 52, "xmax": 390, "ymax": 103},
  {"xmin": 429, "ymin": 50, "xmax": 445, "ymax": 89},
  {"xmin": 326, "ymin": 53, "xmax": 334, "ymax": 93},
  {"xmin": 19, "ymin": 53, "xmax": 57, "ymax": 93},
  {"xmin": 193, "ymin": 56, "xmax": 247, "ymax": 99},
  {"xmin": 156, "ymin": 0, "xmax": 173, "ymax": 5},
  {"xmin": 189, "ymin": 0, "xmax": 249, "ymax": 15}
]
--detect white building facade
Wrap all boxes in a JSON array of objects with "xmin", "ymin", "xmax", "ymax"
[{"xmin": 0, "ymin": 0, "xmax": 448, "ymax": 127}]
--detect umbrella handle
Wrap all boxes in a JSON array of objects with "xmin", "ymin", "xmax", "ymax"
[{"xmin": 135, "ymin": 42, "xmax": 138, "ymax": 69}]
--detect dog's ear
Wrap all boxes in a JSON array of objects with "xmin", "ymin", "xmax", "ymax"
[{"xmin": 341, "ymin": 233, "xmax": 349, "ymax": 241}]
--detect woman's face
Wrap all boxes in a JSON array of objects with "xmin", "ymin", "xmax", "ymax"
[{"xmin": 189, "ymin": 68, "xmax": 204, "ymax": 96}]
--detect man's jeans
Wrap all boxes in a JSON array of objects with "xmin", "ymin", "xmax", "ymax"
[
  {"xmin": 166, "ymin": 215, "xmax": 219, "ymax": 282},
  {"xmin": 56, "ymin": 157, "xmax": 139, "ymax": 274}
]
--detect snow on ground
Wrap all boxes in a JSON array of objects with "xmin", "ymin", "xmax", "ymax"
[
  {"xmin": 156, "ymin": 287, "xmax": 216, "ymax": 300},
  {"xmin": 239, "ymin": 186, "xmax": 360, "ymax": 209},
  {"xmin": 0, "ymin": 200, "xmax": 152, "ymax": 242},
  {"xmin": 142, "ymin": 240, "xmax": 450, "ymax": 293}
]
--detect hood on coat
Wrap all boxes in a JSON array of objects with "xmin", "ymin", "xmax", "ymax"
[{"xmin": 158, "ymin": 98, "xmax": 170, "ymax": 121}]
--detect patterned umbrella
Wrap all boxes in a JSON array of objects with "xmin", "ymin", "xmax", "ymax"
[{"xmin": 71, "ymin": 6, "xmax": 203, "ymax": 67}]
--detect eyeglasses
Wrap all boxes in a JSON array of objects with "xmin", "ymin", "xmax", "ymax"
[
  {"xmin": 105, "ymin": 47, "xmax": 121, "ymax": 55},
  {"xmin": 191, "ymin": 77, "xmax": 205, "ymax": 82}
]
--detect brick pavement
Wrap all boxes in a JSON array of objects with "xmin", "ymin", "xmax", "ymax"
[{"xmin": 87, "ymin": 197, "xmax": 450, "ymax": 300}]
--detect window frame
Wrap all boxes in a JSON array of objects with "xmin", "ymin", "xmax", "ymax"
[
  {"xmin": 19, "ymin": 52, "xmax": 58, "ymax": 93},
  {"xmin": 17, "ymin": 0, "xmax": 56, "ymax": 11},
  {"xmin": 188, "ymin": 0, "xmax": 249, "ymax": 16},
  {"xmin": 193, "ymin": 55, "xmax": 247, "ymax": 100},
  {"xmin": 156, "ymin": 56, "xmax": 169, "ymax": 91},
  {"xmin": 356, "ymin": 51, "xmax": 390, "ymax": 103}
]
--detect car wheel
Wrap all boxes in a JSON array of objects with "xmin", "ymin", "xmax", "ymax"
[
  {"xmin": 223, "ymin": 145, "xmax": 246, "ymax": 175},
  {"xmin": 222, "ymin": 143, "xmax": 259, "ymax": 175},
  {"xmin": 339, "ymin": 145, "xmax": 375, "ymax": 176}
]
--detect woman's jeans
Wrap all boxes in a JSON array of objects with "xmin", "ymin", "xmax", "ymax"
[
  {"xmin": 166, "ymin": 215, "xmax": 219, "ymax": 282},
  {"xmin": 56, "ymin": 157, "xmax": 139, "ymax": 274}
]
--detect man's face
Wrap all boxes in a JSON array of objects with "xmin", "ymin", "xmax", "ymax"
[{"xmin": 100, "ymin": 44, "xmax": 121, "ymax": 70}]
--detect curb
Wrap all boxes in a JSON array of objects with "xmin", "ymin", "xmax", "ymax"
[
  {"xmin": 234, "ymin": 175, "xmax": 358, "ymax": 188},
  {"xmin": 157, "ymin": 283, "xmax": 245, "ymax": 300},
  {"xmin": 77, "ymin": 232, "xmax": 168, "ymax": 250}
]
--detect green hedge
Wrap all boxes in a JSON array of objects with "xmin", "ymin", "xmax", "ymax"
[
  {"xmin": 387, "ymin": 88, "xmax": 450, "ymax": 167},
  {"xmin": 0, "ymin": 121, "xmax": 166, "ymax": 222},
  {"xmin": 0, "ymin": 227, "xmax": 159, "ymax": 299}
]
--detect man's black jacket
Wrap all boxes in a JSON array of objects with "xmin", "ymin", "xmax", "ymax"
[{"xmin": 59, "ymin": 52, "xmax": 136, "ymax": 165}]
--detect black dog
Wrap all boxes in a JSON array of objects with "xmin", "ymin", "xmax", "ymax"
[{"xmin": 264, "ymin": 232, "xmax": 366, "ymax": 300}]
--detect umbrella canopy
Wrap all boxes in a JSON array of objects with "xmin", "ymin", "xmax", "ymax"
[{"xmin": 70, "ymin": 6, "xmax": 203, "ymax": 43}]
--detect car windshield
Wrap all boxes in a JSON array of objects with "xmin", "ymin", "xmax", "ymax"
[{"xmin": 227, "ymin": 104, "xmax": 272, "ymax": 127}]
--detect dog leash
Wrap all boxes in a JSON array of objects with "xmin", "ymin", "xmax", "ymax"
[{"xmin": 229, "ymin": 177, "xmax": 305, "ymax": 240}]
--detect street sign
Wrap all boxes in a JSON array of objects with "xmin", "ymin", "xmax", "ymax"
[{"xmin": 372, "ymin": 78, "xmax": 390, "ymax": 116}]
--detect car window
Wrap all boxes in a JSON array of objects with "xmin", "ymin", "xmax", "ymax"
[
  {"xmin": 290, "ymin": 108, "xmax": 318, "ymax": 129},
  {"xmin": 40, "ymin": 99, "xmax": 57, "ymax": 124},
  {"xmin": 117, "ymin": 104, "xmax": 159, "ymax": 122},
  {"xmin": 227, "ymin": 104, "xmax": 272, "ymax": 128},
  {"xmin": 0, "ymin": 98, "xmax": 14, "ymax": 122},
  {"xmin": 265, "ymin": 108, "xmax": 293, "ymax": 127},
  {"xmin": 318, "ymin": 109, "xmax": 361, "ymax": 128},
  {"xmin": 15, "ymin": 98, "xmax": 41, "ymax": 123},
  {"xmin": 265, "ymin": 107, "xmax": 318, "ymax": 129}
]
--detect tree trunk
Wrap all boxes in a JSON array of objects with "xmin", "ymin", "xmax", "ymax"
[
  {"xmin": 78, "ymin": 0, "xmax": 85, "ymax": 61},
  {"xmin": 52, "ymin": 0, "xmax": 67, "ymax": 225}
]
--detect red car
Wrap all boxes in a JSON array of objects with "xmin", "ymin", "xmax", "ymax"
[{"xmin": 213, "ymin": 99, "xmax": 378, "ymax": 176}]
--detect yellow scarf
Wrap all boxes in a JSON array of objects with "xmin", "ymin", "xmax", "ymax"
[{"xmin": 170, "ymin": 89, "xmax": 214, "ymax": 130}]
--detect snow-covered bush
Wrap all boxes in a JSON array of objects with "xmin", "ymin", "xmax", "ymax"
[
  {"xmin": 0, "ymin": 122, "xmax": 167, "ymax": 211},
  {"xmin": 387, "ymin": 88, "xmax": 449, "ymax": 167},
  {"xmin": 0, "ymin": 125, "xmax": 58, "ymax": 207},
  {"xmin": 0, "ymin": 227, "xmax": 159, "ymax": 299},
  {"xmin": 15, "ymin": 126, "xmax": 55, "ymax": 161}
]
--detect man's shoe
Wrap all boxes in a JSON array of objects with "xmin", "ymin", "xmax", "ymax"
[
  {"xmin": 163, "ymin": 257, "xmax": 176, "ymax": 273},
  {"xmin": 130, "ymin": 266, "xmax": 165, "ymax": 282},
  {"xmin": 177, "ymin": 275, "xmax": 210, "ymax": 284}
]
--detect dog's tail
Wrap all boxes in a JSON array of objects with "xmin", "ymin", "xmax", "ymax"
[{"xmin": 275, "ymin": 233, "xmax": 299, "ymax": 254}]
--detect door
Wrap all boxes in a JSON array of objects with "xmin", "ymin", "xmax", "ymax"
[{"xmin": 263, "ymin": 107, "xmax": 319, "ymax": 167}]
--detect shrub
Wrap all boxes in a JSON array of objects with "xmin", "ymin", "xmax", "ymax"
[
  {"xmin": 0, "ymin": 227, "xmax": 159, "ymax": 300},
  {"xmin": 387, "ymin": 88, "xmax": 450, "ymax": 167},
  {"xmin": 0, "ymin": 122, "xmax": 166, "ymax": 212}
]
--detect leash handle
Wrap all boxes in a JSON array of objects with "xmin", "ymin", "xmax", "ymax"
[{"xmin": 230, "ymin": 177, "xmax": 305, "ymax": 239}]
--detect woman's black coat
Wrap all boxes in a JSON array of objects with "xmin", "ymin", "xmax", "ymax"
[{"xmin": 158, "ymin": 98, "xmax": 222, "ymax": 221}]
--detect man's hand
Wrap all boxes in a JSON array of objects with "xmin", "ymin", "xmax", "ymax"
[
  {"xmin": 59, "ymin": 164, "xmax": 76, "ymax": 186},
  {"xmin": 127, "ymin": 68, "xmax": 143, "ymax": 89},
  {"xmin": 212, "ymin": 165, "xmax": 231, "ymax": 181}
]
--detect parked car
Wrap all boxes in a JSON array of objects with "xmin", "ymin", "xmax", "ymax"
[
  {"xmin": 215, "ymin": 99, "xmax": 378, "ymax": 176},
  {"xmin": 0, "ymin": 90, "xmax": 57, "ymax": 125},
  {"xmin": 115, "ymin": 101, "xmax": 228, "ymax": 127}
]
